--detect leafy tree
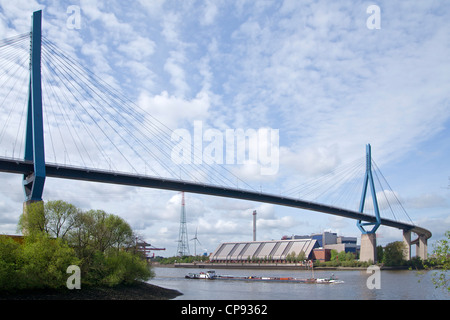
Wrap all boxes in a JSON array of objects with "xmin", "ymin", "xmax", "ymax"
[
  {"xmin": 287, "ymin": 251, "xmax": 296, "ymax": 262},
  {"xmin": 45, "ymin": 200, "xmax": 80, "ymax": 240},
  {"xmin": 297, "ymin": 251, "xmax": 306, "ymax": 261},
  {"xmin": 430, "ymin": 230, "xmax": 449, "ymax": 292},
  {"xmin": 383, "ymin": 241, "xmax": 406, "ymax": 266},
  {"xmin": 11, "ymin": 200, "xmax": 153, "ymax": 291},
  {"xmin": 67, "ymin": 209, "xmax": 134, "ymax": 254},
  {"xmin": 18, "ymin": 200, "xmax": 80, "ymax": 240},
  {"xmin": 337, "ymin": 251, "xmax": 352, "ymax": 262},
  {"xmin": 101, "ymin": 249, "xmax": 154, "ymax": 286},
  {"xmin": 0, "ymin": 234, "xmax": 79, "ymax": 292},
  {"xmin": 18, "ymin": 201, "xmax": 46, "ymax": 235},
  {"xmin": 0, "ymin": 236, "xmax": 22, "ymax": 291},
  {"xmin": 330, "ymin": 249, "xmax": 338, "ymax": 261},
  {"xmin": 18, "ymin": 233, "xmax": 80, "ymax": 290},
  {"xmin": 376, "ymin": 245, "xmax": 384, "ymax": 262}
]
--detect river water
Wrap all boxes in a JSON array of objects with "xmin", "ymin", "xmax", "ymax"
[{"xmin": 147, "ymin": 266, "xmax": 449, "ymax": 300}]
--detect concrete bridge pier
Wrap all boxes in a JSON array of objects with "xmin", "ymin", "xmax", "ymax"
[
  {"xmin": 416, "ymin": 235, "xmax": 428, "ymax": 260},
  {"xmin": 402, "ymin": 230, "xmax": 411, "ymax": 261},
  {"xmin": 360, "ymin": 233, "xmax": 377, "ymax": 263}
]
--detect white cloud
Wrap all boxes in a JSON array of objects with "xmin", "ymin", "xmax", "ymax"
[
  {"xmin": 406, "ymin": 193, "xmax": 448, "ymax": 210},
  {"xmin": 201, "ymin": 0, "xmax": 219, "ymax": 26},
  {"xmin": 137, "ymin": 0, "xmax": 166, "ymax": 17},
  {"xmin": 117, "ymin": 37, "xmax": 155, "ymax": 61},
  {"xmin": 138, "ymin": 90, "xmax": 210, "ymax": 129},
  {"xmin": 164, "ymin": 51, "xmax": 190, "ymax": 97}
]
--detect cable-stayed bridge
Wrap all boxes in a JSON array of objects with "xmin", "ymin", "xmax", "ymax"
[{"xmin": 0, "ymin": 11, "xmax": 431, "ymax": 261}]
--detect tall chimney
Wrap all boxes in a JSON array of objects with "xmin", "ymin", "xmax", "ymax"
[{"xmin": 253, "ymin": 210, "xmax": 257, "ymax": 241}]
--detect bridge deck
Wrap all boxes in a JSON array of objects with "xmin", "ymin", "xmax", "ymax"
[{"xmin": 0, "ymin": 157, "xmax": 431, "ymax": 240}]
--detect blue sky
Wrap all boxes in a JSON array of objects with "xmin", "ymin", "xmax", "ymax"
[{"xmin": 0, "ymin": 0, "xmax": 449, "ymax": 256}]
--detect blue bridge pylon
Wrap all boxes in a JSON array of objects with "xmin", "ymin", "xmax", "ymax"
[
  {"xmin": 23, "ymin": 10, "xmax": 45, "ymax": 202},
  {"xmin": 357, "ymin": 144, "xmax": 381, "ymax": 234}
]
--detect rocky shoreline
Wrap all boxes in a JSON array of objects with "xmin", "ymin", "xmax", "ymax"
[{"xmin": 0, "ymin": 281, "xmax": 183, "ymax": 300}]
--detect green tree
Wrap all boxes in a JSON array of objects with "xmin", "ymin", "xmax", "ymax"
[
  {"xmin": 18, "ymin": 200, "xmax": 80, "ymax": 240},
  {"xmin": 376, "ymin": 245, "xmax": 384, "ymax": 262},
  {"xmin": 0, "ymin": 236, "xmax": 22, "ymax": 291},
  {"xmin": 297, "ymin": 251, "xmax": 306, "ymax": 261},
  {"xmin": 431, "ymin": 231, "xmax": 449, "ymax": 292},
  {"xmin": 68, "ymin": 209, "xmax": 134, "ymax": 253},
  {"xmin": 101, "ymin": 249, "xmax": 154, "ymax": 286},
  {"xmin": 19, "ymin": 233, "xmax": 80, "ymax": 290},
  {"xmin": 66, "ymin": 209, "xmax": 141, "ymax": 285},
  {"xmin": 13, "ymin": 200, "xmax": 153, "ymax": 290},
  {"xmin": 45, "ymin": 200, "xmax": 80, "ymax": 240},
  {"xmin": 330, "ymin": 249, "xmax": 338, "ymax": 261},
  {"xmin": 0, "ymin": 234, "xmax": 79, "ymax": 292},
  {"xmin": 286, "ymin": 251, "xmax": 297, "ymax": 262},
  {"xmin": 18, "ymin": 201, "xmax": 46, "ymax": 235},
  {"xmin": 383, "ymin": 241, "xmax": 406, "ymax": 266}
]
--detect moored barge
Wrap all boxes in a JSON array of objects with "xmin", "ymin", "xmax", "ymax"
[{"xmin": 185, "ymin": 270, "xmax": 343, "ymax": 284}]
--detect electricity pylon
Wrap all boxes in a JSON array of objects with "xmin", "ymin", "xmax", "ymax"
[{"xmin": 176, "ymin": 192, "xmax": 190, "ymax": 256}]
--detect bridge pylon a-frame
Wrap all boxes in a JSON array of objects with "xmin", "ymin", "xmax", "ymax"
[{"xmin": 357, "ymin": 144, "xmax": 380, "ymax": 262}]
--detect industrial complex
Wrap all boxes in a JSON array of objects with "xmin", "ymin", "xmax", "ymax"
[{"xmin": 210, "ymin": 231, "xmax": 358, "ymax": 263}]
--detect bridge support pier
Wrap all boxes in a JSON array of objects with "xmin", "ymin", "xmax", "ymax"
[
  {"xmin": 402, "ymin": 230, "xmax": 411, "ymax": 261},
  {"xmin": 416, "ymin": 235, "xmax": 428, "ymax": 260},
  {"xmin": 360, "ymin": 233, "xmax": 377, "ymax": 263}
]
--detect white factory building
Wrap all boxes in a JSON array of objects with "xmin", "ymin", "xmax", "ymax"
[
  {"xmin": 209, "ymin": 232, "xmax": 358, "ymax": 263},
  {"xmin": 209, "ymin": 238, "xmax": 319, "ymax": 263}
]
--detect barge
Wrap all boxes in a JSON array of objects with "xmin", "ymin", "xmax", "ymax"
[{"xmin": 185, "ymin": 270, "xmax": 343, "ymax": 284}]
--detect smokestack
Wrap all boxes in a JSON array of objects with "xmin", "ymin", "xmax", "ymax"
[{"xmin": 253, "ymin": 210, "xmax": 257, "ymax": 241}]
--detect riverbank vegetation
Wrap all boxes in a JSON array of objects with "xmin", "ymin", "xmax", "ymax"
[
  {"xmin": 155, "ymin": 255, "xmax": 210, "ymax": 265},
  {"xmin": 0, "ymin": 200, "xmax": 153, "ymax": 293}
]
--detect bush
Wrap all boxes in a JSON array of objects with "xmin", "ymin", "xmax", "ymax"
[
  {"xmin": 102, "ymin": 250, "xmax": 154, "ymax": 286},
  {"xmin": 19, "ymin": 234, "xmax": 80, "ymax": 290},
  {"xmin": 0, "ymin": 237, "xmax": 22, "ymax": 291},
  {"xmin": 0, "ymin": 234, "xmax": 79, "ymax": 292},
  {"xmin": 82, "ymin": 249, "xmax": 153, "ymax": 287}
]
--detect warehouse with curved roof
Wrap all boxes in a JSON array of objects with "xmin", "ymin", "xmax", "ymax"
[{"xmin": 210, "ymin": 239, "xmax": 318, "ymax": 263}]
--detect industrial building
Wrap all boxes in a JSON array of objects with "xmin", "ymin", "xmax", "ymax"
[
  {"xmin": 210, "ymin": 239, "xmax": 319, "ymax": 263},
  {"xmin": 210, "ymin": 230, "xmax": 359, "ymax": 263},
  {"xmin": 282, "ymin": 231, "xmax": 358, "ymax": 254}
]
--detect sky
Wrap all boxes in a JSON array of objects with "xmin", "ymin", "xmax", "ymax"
[{"xmin": 0, "ymin": 0, "xmax": 449, "ymax": 257}]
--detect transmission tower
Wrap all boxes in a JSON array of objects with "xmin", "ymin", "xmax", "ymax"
[{"xmin": 177, "ymin": 192, "xmax": 190, "ymax": 256}]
